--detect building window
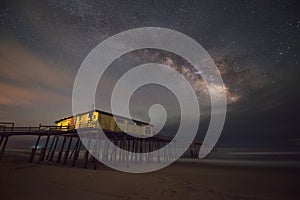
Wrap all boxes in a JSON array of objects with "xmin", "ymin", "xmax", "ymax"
[{"xmin": 145, "ymin": 126, "xmax": 151, "ymax": 135}]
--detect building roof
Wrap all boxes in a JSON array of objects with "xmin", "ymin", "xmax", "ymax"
[{"xmin": 55, "ymin": 109, "xmax": 153, "ymax": 126}]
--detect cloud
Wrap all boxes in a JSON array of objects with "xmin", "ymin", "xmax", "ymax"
[
  {"xmin": 0, "ymin": 82, "xmax": 70, "ymax": 106},
  {"xmin": 0, "ymin": 38, "xmax": 74, "ymax": 91},
  {"xmin": 0, "ymin": 37, "xmax": 73, "ymax": 107}
]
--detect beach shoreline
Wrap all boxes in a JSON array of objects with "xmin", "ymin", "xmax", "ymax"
[{"xmin": 0, "ymin": 150, "xmax": 299, "ymax": 200}]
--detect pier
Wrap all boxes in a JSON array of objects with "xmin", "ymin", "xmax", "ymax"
[{"xmin": 0, "ymin": 122, "xmax": 202, "ymax": 169}]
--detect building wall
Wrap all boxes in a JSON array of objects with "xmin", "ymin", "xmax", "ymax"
[{"xmin": 56, "ymin": 111, "xmax": 153, "ymax": 136}]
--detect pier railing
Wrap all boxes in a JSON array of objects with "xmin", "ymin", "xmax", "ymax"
[{"xmin": 0, "ymin": 122, "xmax": 74, "ymax": 135}]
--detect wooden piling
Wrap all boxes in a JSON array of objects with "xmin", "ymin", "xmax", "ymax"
[
  {"xmin": 72, "ymin": 137, "xmax": 80, "ymax": 167},
  {"xmin": 83, "ymin": 138, "xmax": 91, "ymax": 168},
  {"xmin": 29, "ymin": 135, "xmax": 41, "ymax": 163},
  {"xmin": 39, "ymin": 135, "xmax": 50, "ymax": 162},
  {"xmin": 57, "ymin": 136, "xmax": 67, "ymax": 163},
  {"xmin": 49, "ymin": 136, "xmax": 59, "ymax": 161},
  {"xmin": 46, "ymin": 136, "xmax": 56, "ymax": 160},
  {"xmin": 0, "ymin": 136, "xmax": 9, "ymax": 161},
  {"xmin": 63, "ymin": 135, "xmax": 73, "ymax": 164},
  {"xmin": 0, "ymin": 136, "xmax": 4, "ymax": 147}
]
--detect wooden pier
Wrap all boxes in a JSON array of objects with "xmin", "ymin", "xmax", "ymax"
[{"xmin": 0, "ymin": 122, "xmax": 202, "ymax": 169}]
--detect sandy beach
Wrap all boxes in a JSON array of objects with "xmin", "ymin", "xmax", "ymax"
[{"xmin": 0, "ymin": 150, "xmax": 299, "ymax": 200}]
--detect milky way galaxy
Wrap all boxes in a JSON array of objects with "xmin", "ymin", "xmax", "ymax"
[{"xmin": 121, "ymin": 49, "xmax": 270, "ymax": 106}]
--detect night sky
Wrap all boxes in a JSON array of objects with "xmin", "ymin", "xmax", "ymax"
[{"xmin": 0, "ymin": 0, "xmax": 299, "ymax": 150}]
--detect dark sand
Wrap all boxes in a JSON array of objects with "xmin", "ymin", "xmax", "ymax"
[{"xmin": 0, "ymin": 150, "xmax": 299, "ymax": 200}]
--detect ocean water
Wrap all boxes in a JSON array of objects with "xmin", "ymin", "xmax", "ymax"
[{"xmin": 206, "ymin": 147, "xmax": 300, "ymax": 161}]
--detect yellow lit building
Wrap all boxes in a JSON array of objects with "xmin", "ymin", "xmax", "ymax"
[{"xmin": 55, "ymin": 110, "xmax": 153, "ymax": 137}]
